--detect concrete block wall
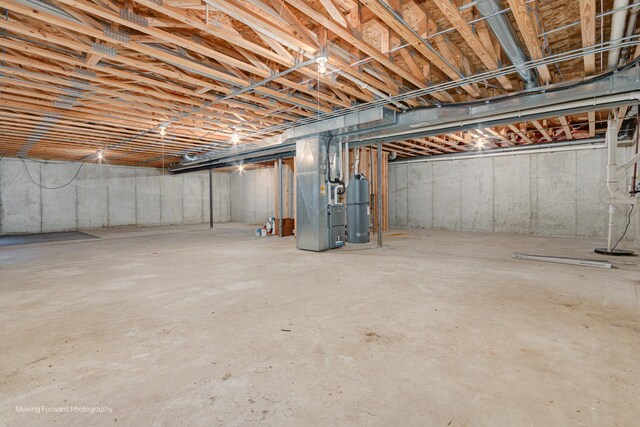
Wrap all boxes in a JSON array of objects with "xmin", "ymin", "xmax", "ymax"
[
  {"xmin": 0, "ymin": 158, "xmax": 230, "ymax": 234},
  {"xmin": 389, "ymin": 147, "xmax": 638, "ymax": 245}
]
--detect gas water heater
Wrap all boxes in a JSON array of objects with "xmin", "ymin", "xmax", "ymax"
[{"xmin": 346, "ymin": 174, "xmax": 370, "ymax": 244}]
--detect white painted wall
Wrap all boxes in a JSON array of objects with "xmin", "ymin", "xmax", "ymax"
[
  {"xmin": 389, "ymin": 147, "xmax": 638, "ymax": 246},
  {"xmin": 0, "ymin": 158, "xmax": 230, "ymax": 234}
]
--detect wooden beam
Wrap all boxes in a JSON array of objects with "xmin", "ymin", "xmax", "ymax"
[
  {"xmin": 531, "ymin": 120, "xmax": 553, "ymax": 141},
  {"xmin": 558, "ymin": 116, "xmax": 574, "ymax": 140},
  {"xmin": 318, "ymin": 0, "xmax": 348, "ymax": 27},
  {"xmin": 485, "ymin": 127, "xmax": 515, "ymax": 146},
  {"xmin": 578, "ymin": 0, "xmax": 597, "ymax": 137},
  {"xmin": 578, "ymin": 0, "xmax": 596, "ymax": 76},
  {"xmin": 432, "ymin": 0, "xmax": 513, "ymax": 90},
  {"xmin": 507, "ymin": 124, "xmax": 534, "ymax": 144},
  {"xmin": 265, "ymin": 0, "xmax": 318, "ymax": 49},
  {"xmin": 506, "ymin": 0, "xmax": 552, "ymax": 84},
  {"xmin": 359, "ymin": 0, "xmax": 481, "ymax": 96}
]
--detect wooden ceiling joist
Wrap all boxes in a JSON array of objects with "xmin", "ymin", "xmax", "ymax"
[{"xmin": 0, "ymin": 0, "xmax": 622, "ymax": 167}]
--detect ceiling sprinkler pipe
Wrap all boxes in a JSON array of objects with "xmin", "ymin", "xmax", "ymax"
[{"xmin": 475, "ymin": 0, "xmax": 539, "ymax": 89}]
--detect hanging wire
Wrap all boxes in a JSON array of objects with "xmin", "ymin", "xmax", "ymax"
[
  {"xmin": 610, "ymin": 205, "xmax": 635, "ymax": 252},
  {"xmin": 21, "ymin": 158, "xmax": 84, "ymax": 189}
]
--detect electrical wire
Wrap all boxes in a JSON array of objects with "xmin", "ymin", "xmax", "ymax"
[
  {"xmin": 21, "ymin": 158, "xmax": 84, "ymax": 189},
  {"xmin": 529, "ymin": 0, "xmax": 564, "ymax": 81},
  {"xmin": 610, "ymin": 205, "xmax": 635, "ymax": 252},
  {"xmin": 230, "ymin": 41, "xmax": 640, "ymax": 145}
]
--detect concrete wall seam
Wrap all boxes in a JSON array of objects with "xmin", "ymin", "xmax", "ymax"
[
  {"xmin": 388, "ymin": 148, "xmax": 637, "ymax": 244},
  {"xmin": 0, "ymin": 158, "xmax": 231, "ymax": 234}
]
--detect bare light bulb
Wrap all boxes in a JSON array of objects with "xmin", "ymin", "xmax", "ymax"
[
  {"xmin": 97, "ymin": 151, "xmax": 103, "ymax": 160},
  {"xmin": 475, "ymin": 139, "xmax": 486, "ymax": 150},
  {"xmin": 316, "ymin": 55, "xmax": 328, "ymax": 74},
  {"xmin": 159, "ymin": 125, "xmax": 166, "ymax": 137},
  {"xmin": 231, "ymin": 131, "xmax": 240, "ymax": 144},
  {"xmin": 238, "ymin": 164, "xmax": 244, "ymax": 171}
]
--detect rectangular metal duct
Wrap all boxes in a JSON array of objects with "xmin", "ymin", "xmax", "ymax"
[
  {"xmin": 171, "ymin": 107, "xmax": 395, "ymax": 172},
  {"xmin": 295, "ymin": 136, "xmax": 329, "ymax": 252},
  {"xmin": 171, "ymin": 65, "xmax": 640, "ymax": 173}
]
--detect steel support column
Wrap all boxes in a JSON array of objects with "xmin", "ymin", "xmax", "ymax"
[
  {"xmin": 278, "ymin": 158, "xmax": 283, "ymax": 237},
  {"xmin": 377, "ymin": 142, "xmax": 383, "ymax": 248},
  {"xmin": 209, "ymin": 168, "xmax": 213, "ymax": 228}
]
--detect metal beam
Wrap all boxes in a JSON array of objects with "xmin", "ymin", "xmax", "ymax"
[
  {"xmin": 171, "ymin": 65, "xmax": 640, "ymax": 173},
  {"xmin": 209, "ymin": 168, "xmax": 214, "ymax": 228},
  {"xmin": 278, "ymin": 157, "xmax": 283, "ymax": 237}
]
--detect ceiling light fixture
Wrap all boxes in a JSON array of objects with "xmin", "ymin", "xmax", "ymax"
[
  {"xmin": 97, "ymin": 151, "xmax": 103, "ymax": 160},
  {"xmin": 316, "ymin": 55, "xmax": 328, "ymax": 75},
  {"xmin": 231, "ymin": 131, "xmax": 240, "ymax": 144},
  {"xmin": 475, "ymin": 139, "xmax": 486, "ymax": 150},
  {"xmin": 159, "ymin": 124, "xmax": 167, "ymax": 137},
  {"xmin": 238, "ymin": 164, "xmax": 244, "ymax": 171}
]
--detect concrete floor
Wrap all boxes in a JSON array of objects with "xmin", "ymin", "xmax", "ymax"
[{"xmin": 1, "ymin": 224, "xmax": 639, "ymax": 426}]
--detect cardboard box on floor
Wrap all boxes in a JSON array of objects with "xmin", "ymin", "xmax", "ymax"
[{"xmin": 275, "ymin": 218, "xmax": 295, "ymax": 236}]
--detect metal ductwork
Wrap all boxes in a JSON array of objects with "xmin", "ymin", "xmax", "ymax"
[
  {"xmin": 475, "ymin": 0, "xmax": 539, "ymax": 89},
  {"xmin": 170, "ymin": 64, "xmax": 640, "ymax": 173},
  {"xmin": 171, "ymin": 107, "xmax": 395, "ymax": 172}
]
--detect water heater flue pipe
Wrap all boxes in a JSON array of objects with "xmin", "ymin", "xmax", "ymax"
[
  {"xmin": 354, "ymin": 148, "xmax": 360, "ymax": 175},
  {"xmin": 344, "ymin": 141, "xmax": 350, "ymax": 186}
]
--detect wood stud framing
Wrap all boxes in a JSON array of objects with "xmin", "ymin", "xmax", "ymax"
[{"xmin": 0, "ymin": 0, "xmax": 629, "ymax": 167}]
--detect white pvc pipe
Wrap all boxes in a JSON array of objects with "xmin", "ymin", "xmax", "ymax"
[
  {"xmin": 337, "ymin": 141, "xmax": 343, "ymax": 181},
  {"xmin": 354, "ymin": 148, "xmax": 360, "ymax": 175},
  {"xmin": 608, "ymin": 0, "xmax": 630, "ymax": 70},
  {"xmin": 344, "ymin": 141, "xmax": 350, "ymax": 186}
]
